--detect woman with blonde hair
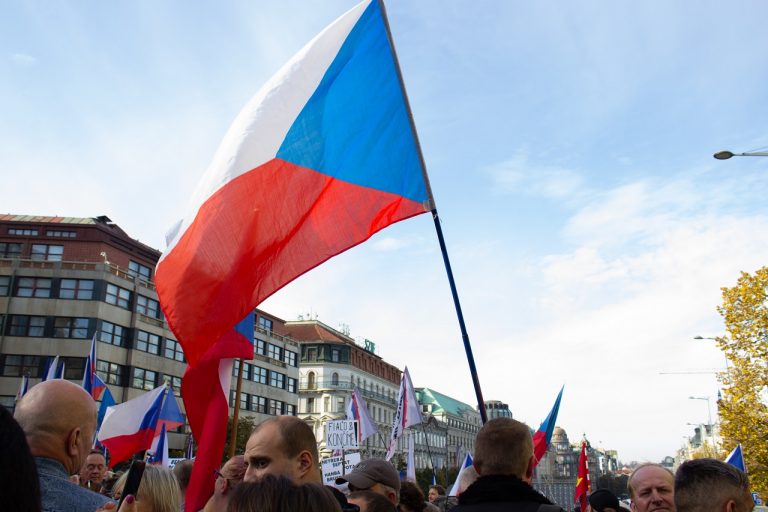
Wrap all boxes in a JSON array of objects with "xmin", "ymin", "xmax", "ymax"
[{"xmin": 111, "ymin": 464, "xmax": 181, "ymax": 512}]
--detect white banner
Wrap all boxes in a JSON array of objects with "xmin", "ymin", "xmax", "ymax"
[
  {"xmin": 326, "ymin": 419, "xmax": 359, "ymax": 449},
  {"xmin": 321, "ymin": 452, "xmax": 361, "ymax": 485}
]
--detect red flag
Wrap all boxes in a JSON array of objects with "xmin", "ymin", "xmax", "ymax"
[
  {"xmin": 574, "ymin": 441, "xmax": 590, "ymax": 512},
  {"xmin": 181, "ymin": 328, "xmax": 252, "ymax": 512}
]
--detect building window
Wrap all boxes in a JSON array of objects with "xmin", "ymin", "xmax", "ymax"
[
  {"xmin": 269, "ymin": 399, "xmax": 282, "ymax": 415},
  {"xmin": 0, "ymin": 243, "xmax": 22, "ymax": 259},
  {"xmin": 8, "ymin": 315, "xmax": 46, "ymax": 337},
  {"xmin": 61, "ymin": 357, "xmax": 86, "ymax": 380},
  {"xmin": 16, "ymin": 277, "xmax": 52, "ymax": 298},
  {"xmin": 59, "ymin": 279, "xmax": 95, "ymax": 299},
  {"xmin": 285, "ymin": 403, "xmax": 296, "ymax": 416},
  {"xmin": 331, "ymin": 348, "xmax": 340, "ymax": 362},
  {"xmin": 135, "ymin": 330, "xmax": 161, "ymax": 355},
  {"xmin": 8, "ymin": 228, "xmax": 38, "ymax": 236},
  {"xmin": 270, "ymin": 371, "xmax": 285, "ymax": 389},
  {"xmin": 306, "ymin": 397, "xmax": 315, "ymax": 413},
  {"xmin": 54, "ymin": 317, "xmax": 89, "ymax": 339},
  {"xmin": 241, "ymin": 362, "xmax": 252, "ymax": 380},
  {"xmin": 30, "ymin": 244, "xmax": 63, "ymax": 261},
  {"xmin": 163, "ymin": 339, "xmax": 185, "ymax": 362},
  {"xmin": 337, "ymin": 397, "xmax": 345, "ymax": 413},
  {"xmin": 0, "ymin": 276, "xmax": 9, "ymax": 296},
  {"xmin": 97, "ymin": 360, "xmax": 125, "ymax": 386},
  {"xmin": 324, "ymin": 396, "xmax": 330, "ymax": 412},
  {"xmin": 253, "ymin": 366, "xmax": 268, "ymax": 384},
  {"xmin": 255, "ymin": 339, "xmax": 266, "ymax": 356},
  {"xmin": 306, "ymin": 347, "xmax": 317, "ymax": 361},
  {"xmin": 331, "ymin": 372, "xmax": 339, "ymax": 386},
  {"xmin": 258, "ymin": 316, "xmax": 273, "ymax": 332},
  {"xmin": 136, "ymin": 295, "xmax": 160, "ymax": 318},
  {"xmin": 287, "ymin": 377, "xmax": 297, "ymax": 393},
  {"xmin": 99, "ymin": 321, "xmax": 126, "ymax": 347},
  {"xmin": 1, "ymin": 354, "xmax": 41, "ymax": 377},
  {"xmin": 267, "ymin": 343, "xmax": 281, "ymax": 361},
  {"xmin": 284, "ymin": 350, "xmax": 297, "ymax": 367},
  {"xmin": 307, "ymin": 372, "xmax": 316, "ymax": 390},
  {"xmin": 45, "ymin": 230, "xmax": 76, "ymax": 238},
  {"xmin": 252, "ymin": 396, "xmax": 267, "ymax": 413},
  {"xmin": 162, "ymin": 375, "xmax": 182, "ymax": 396},
  {"xmin": 132, "ymin": 367, "xmax": 157, "ymax": 390},
  {"xmin": 105, "ymin": 284, "xmax": 131, "ymax": 309},
  {"xmin": 128, "ymin": 260, "xmax": 152, "ymax": 281}
]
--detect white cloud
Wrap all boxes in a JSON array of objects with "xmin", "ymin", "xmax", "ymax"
[
  {"xmin": 485, "ymin": 152, "xmax": 585, "ymax": 200},
  {"xmin": 10, "ymin": 53, "xmax": 36, "ymax": 66}
]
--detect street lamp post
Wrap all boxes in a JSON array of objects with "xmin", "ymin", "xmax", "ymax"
[
  {"xmin": 713, "ymin": 150, "xmax": 768, "ymax": 160},
  {"xmin": 693, "ymin": 335, "xmax": 730, "ymax": 369},
  {"xmin": 689, "ymin": 396, "xmax": 716, "ymax": 454}
]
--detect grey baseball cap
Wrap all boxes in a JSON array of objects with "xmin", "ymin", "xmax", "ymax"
[{"xmin": 336, "ymin": 459, "xmax": 400, "ymax": 492}]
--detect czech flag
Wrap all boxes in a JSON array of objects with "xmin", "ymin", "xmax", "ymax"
[
  {"xmin": 532, "ymin": 385, "xmax": 564, "ymax": 468},
  {"xmin": 725, "ymin": 444, "xmax": 746, "ymax": 473},
  {"xmin": 155, "ymin": 0, "xmax": 433, "ymax": 369},
  {"xmin": 82, "ymin": 334, "xmax": 106, "ymax": 400},
  {"xmin": 449, "ymin": 453, "xmax": 473, "ymax": 497},
  {"xmin": 574, "ymin": 441, "xmax": 590, "ymax": 512},
  {"xmin": 346, "ymin": 386, "xmax": 378, "ymax": 443},
  {"xmin": 97, "ymin": 385, "xmax": 167, "ymax": 467},
  {"xmin": 148, "ymin": 424, "xmax": 170, "ymax": 468}
]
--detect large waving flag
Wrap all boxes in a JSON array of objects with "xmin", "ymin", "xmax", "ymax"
[
  {"xmin": 386, "ymin": 366, "xmax": 422, "ymax": 460},
  {"xmin": 97, "ymin": 385, "xmax": 167, "ymax": 467},
  {"xmin": 181, "ymin": 314, "xmax": 253, "ymax": 512},
  {"xmin": 154, "ymin": 0, "xmax": 433, "ymax": 370},
  {"xmin": 574, "ymin": 441, "xmax": 590, "ymax": 512},
  {"xmin": 532, "ymin": 385, "xmax": 564, "ymax": 468},
  {"xmin": 725, "ymin": 444, "xmax": 746, "ymax": 472},
  {"xmin": 346, "ymin": 386, "xmax": 378, "ymax": 443},
  {"xmin": 156, "ymin": 389, "xmax": 185, "ymax": 435}
]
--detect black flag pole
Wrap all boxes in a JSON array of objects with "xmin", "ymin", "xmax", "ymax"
[{"xmin": 377, "ymin": 0, "xmax": 488, "ymax": 423}]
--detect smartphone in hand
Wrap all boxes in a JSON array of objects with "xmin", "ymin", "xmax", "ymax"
[{"xmin": 118, "ymin": 460, "xmax": 146, "ymax": 508}]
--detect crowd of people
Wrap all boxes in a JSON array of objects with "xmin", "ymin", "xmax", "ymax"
[{"xmin": 1, "ymin": 379, "xmax": 757, "ymax": 512}]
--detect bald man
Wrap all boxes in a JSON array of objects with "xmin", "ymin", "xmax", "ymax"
[
  {"xmin": 243, "ymin": 416, "xmax": 322, "ymax": 484},
  {"xmin": 14, "ymin": 379, "xmax": 110, "ymax": 512}
]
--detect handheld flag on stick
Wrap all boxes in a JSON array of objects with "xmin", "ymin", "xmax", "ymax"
[
  {"xmin": 575, "ymin": 441, "xmax": 590, "ymax": 512},
  {"xmin": 449, "ymin": 453, "xmax": 473, "ymax": 497},
  {"xmin": 82, "ymin": 334, "xmax": 106, "ymax": 400},
  {"xmin": 96, "ymin": 385, "xmax": 116, "ymax": 432},
  {"xmin": 386, "ymin": 366, "xmax": 422, "ymax": 460},
  {"xmin": 532, "ymin": 385, "xmax": 564, "ymax": 468},
  {"xmin": 97, "ymin": 385, "xmax": 167, "ymax": 467},
  {"xmin": 148, "ymin": 424, "xmax": 170, "ymax": 468},
  {"xmin": 42, "ymin": 356, "xmax": 62, "ymax": 381},
  {"xmin": 725, "ymin": 444, "xmax": 746, "ymax": 472},
  {"xmin": 346, "ymin": 386, "xmax": 378, "ymax": 443},
  {"xmin": 16, "ymin": 374, "xmax": 30, "ymax": 403}
]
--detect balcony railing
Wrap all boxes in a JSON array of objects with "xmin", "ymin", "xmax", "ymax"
[{"xmin": 298, "ymin": 380, "xmax": 396, "ymax": 405}]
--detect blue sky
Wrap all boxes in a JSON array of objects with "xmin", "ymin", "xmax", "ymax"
[{"xmin": 3, "ymin": 0, "xmax": 768, "ymax": 462}]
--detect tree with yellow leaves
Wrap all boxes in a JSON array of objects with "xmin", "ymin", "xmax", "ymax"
[{"xmin": 716, "ymin": 267, "xmax": 768, "ymax": 496}]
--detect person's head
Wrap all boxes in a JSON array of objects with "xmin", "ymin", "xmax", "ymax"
[
  {"xmin": 348, "ymin": 490, "xmax": 398, "ymax": 512},
  {"xmin": 14, "ymin": 379, "xmax": 98, "ymax": 475},
  {"xmin": 227, "ymin": 474, "xmax": 341, "ymax": 512},
  {"xmin": 398, "ymin": 481, "xmax": 426, "ymax": 512},
  {"xmin": 172, "ymin": 458, "xmax": 194, "ymax": 492},
  {"xmin": 243, "ymin": 416, "xmax": 321, "ymax": 484},
  {"xmin": 336, "ymin": 459, "xmax": 401, "ymax": 505},
  {"xmin": 428, "ymin": 484, "xmax": 445, "ymax": 503},
  {"xmin": 82, "ymin": 450, "xmax": 108, "ymax": 488},
  {"xmin": 674, "ymin": 458, "xmax": 753, "ymax": 512},
  {"xmin": 113, "ymin": 464, "xmax": 181, "ymax": 512},
  {"xmin": 0, "ymin": 404, "xmax": 41, "ymax": 512},
  {"xmin": 206, "ymin": 455, "xmax": 247, "ymax": 512},
  {"xmin": 473, "ymin": 418, "xmax": 534, "ymax": 482},
  {"xmin": 628, "ymin": 463, "xmax": 675, "ymax": 512},
  {"xmin": 589, "ymin": 489, "xmax": 621, "ymax": 512}
]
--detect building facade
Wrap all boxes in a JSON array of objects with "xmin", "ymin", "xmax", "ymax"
[
  {"xmin": 484, "ymin": 399, "xmax": 513, "ymax": 419},
  {"xmin": 285, "ymin": 320, "xmax": 406, "ymax": 459},
  {"xmin": 0, "ymin": 215, "xmax": 299, "ymax": 450},
  {"xmin": 416, "ymin": 387, "xmax": 481, "ymax": 468}
]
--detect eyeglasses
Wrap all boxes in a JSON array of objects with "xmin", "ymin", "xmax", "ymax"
[
  {"xmin": 347, "ymin": 484, "xmax": 372, "ymax": 493},
  {"xmin": 213, "ymin": 469, "xmax": 226, "ymax": 481}
]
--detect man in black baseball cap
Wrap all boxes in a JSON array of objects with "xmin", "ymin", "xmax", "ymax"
[
  {"xmin": 588, "ymin": 489, "xmax": 621, "ymax": 512},
  {"xmin": 337, "ymin": 459, "xmax": 400, "ymax": 505}
]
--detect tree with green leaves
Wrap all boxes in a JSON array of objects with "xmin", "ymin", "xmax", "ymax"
[{"xmin": 715, "ymin": 267, "xmax": 768, "ymax": 495}]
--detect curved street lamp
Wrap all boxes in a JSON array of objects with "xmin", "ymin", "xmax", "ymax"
[{"xmin": 713, "ymin": 150, "xmax": 768, "ymax": 160}]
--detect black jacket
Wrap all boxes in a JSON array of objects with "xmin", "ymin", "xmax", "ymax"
[{"xmin": 450, "ymin": 475, "xmax": 564, "ymax": 512}]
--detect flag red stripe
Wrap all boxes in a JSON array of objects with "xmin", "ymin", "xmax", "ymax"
[{"xmin": 157, "ymin": 158, "xmax": 427, "ymax": 367}]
